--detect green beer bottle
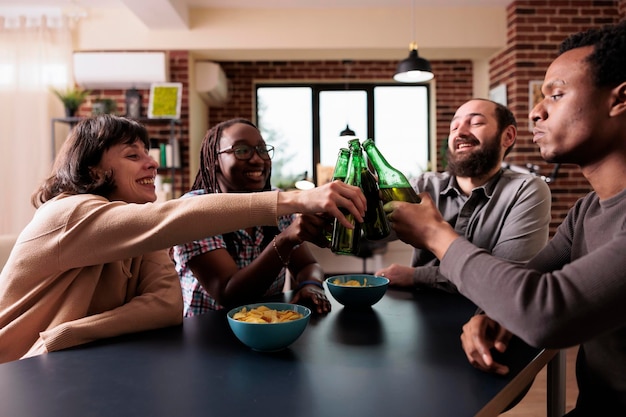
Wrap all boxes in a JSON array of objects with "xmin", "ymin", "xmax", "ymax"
[
  {"xmin": 324, "ymin": 148, "xmax": 351, "ymax": 243},
  {"xmin": 330, "ymin": 148, "xmax": 350, "ymax": 182},
  {"xmin": 360, "ymin": 154, "xmax": 391, "ymax": 241},
  {"xmin": 330, "ymin": 140, "xmax": 362, "ymax": 255},
  {"xmin": 362, "ymin": 138, "xmax": 421, "ymax": 204}
]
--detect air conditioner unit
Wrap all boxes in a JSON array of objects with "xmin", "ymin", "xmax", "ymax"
[
  {"xmin": 195, "ymin": 62, "xmax": 229, "ymax": 106},
  {"xmin": 73, "ymin": 52, "xmax": 169, "ymax": 89}
]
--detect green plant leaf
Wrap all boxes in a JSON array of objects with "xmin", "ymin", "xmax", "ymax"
[{"xmin": 51, "ymin": 86, "xmax": 91, "ymax": 110}]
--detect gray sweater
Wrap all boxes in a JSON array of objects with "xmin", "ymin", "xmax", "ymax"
[
  {"xmin": 442, "ymin": 188, "xmax": 626, "ymax": 414},
  {"xmin": 411, "ymin": 169, "xmax": 552, "ymax": 291}
]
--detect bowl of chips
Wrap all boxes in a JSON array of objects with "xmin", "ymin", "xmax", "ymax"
[
  {"xmin": 325, "ymin": 274, "xmax": 389, "ymax": 308},
  {"xmin": 227, "ymin": 302, "xmax": 311, "ymax": 352}
]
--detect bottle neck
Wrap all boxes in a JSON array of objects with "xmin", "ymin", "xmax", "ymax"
[
  {"xmin": 363, "ymin": 143, "xmax": 409, "ymax": 188},
  {"xmin": 331, "ymin": 152, "xmax": 350, "ymax": 180},
  {"xmin": 345, "ymin": 146, "xmax": 364, "ymax": 187},
  {"xmin": 364, "ymin": 145, "xmax": 390, "ymax": 171}
]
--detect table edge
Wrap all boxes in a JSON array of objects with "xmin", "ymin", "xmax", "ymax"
[{"xmin": 475, "ymin": 348, "xmax": 559, "ymax": 417}]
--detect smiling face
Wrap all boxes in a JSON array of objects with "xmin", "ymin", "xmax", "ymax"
[
  {"xmin": 95, "ymin": 140, "xmax": 158, "ymax": 203},
  {"xmin": 446, "ymin": 99, "xmax": 514, "ymax": 178},
  {"xmin": 216, "ymin": 123, "xmax": 271, "ymax": 193},
  {"xmin": 530, "ymin": 46, "xmax": 614, "ymax": 167}
]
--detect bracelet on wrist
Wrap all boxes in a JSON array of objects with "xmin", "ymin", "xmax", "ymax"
[
  {"xmin": 272, "ymin": 236, "xmax": 292, "ymax": 267},
  {"xmin": 297, "ymin": 280, "xmax": 324, "ymax": 290}
]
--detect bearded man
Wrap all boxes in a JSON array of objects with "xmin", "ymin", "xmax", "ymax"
[{"xmin": 376, "ymin": 98, "xmax": 551, "ymax": 292}]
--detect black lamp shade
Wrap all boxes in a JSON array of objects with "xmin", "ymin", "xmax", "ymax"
[
  {"xmin": 340, "ymin": 124, "xmax": 356, "ymax": 137},
  {"xmin": 394, "ymin": 49, "xmax": 434, "ymax": 83}
]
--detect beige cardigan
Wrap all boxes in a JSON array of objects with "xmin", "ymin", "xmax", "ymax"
[{"xmin": 0, "ymin": 191, "xmax": 278, "ymax": 363}]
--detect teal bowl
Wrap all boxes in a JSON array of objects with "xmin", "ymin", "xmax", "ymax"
[
  {"xmin": 325, "ymin": 274, "xmax": 389, "ymax": 308},
  {"xmin": 227, "ymin": 302, "xmax": 311, "ymax": 352}
]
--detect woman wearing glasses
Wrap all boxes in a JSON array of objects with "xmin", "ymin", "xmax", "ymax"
[
  {"xmin": 172, "ymin": 118, "xmax": 332, "ymax": 316},
  {"xmin": 0, "ymin": 115, "xmax": 365, "ymax": 363}
]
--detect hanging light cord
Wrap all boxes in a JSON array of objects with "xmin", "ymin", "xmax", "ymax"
[
  {"xmin": 344, "ymin": 59, "xmax": 352, "ymax": 90},
  {"xmin": 342, "ymin": 60, "xmax": 353, "ymax": 133},
  {"xmin": 411, "ymin": 0, "xmax": 416, "ymax": 49}
]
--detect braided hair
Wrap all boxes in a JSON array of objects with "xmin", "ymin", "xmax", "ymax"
[{"xmin": 191, "ymin": 118, "xmax": 278, "ymax": 258}]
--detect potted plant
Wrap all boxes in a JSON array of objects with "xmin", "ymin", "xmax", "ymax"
[{"xmin": 51, "ymin": 86, "xmax": 91, "ymax": 117}]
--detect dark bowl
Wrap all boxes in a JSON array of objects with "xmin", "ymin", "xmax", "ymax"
[
  {"xmin": 325, "ymin": 274, "xmax": 389, "ymax": 308},
  {"xmin": 227, "ymin": 302, "xmax": 311, "ymax": 352}
]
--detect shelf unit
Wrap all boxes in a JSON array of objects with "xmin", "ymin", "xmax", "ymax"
[{"xmin": 50, "ymin": 117, "xmax": 183, "ymax": 197}]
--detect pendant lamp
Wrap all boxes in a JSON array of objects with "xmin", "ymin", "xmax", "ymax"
[
  {"xmin": 393, "ymin": 0, "xmax": 434, "ymax": 83},
  {"xmin": 340, "ymin": 124, "xmax": 356, "ymax": 137}
]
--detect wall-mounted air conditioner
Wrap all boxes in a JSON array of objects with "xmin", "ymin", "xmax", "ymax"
[
  {"xmin": 195, "ymin": 61, "xmax": 229, "ymax": 106},
  {"xmin": 73, "ymin": 52, "xmax": 169, "ymax": 89}
]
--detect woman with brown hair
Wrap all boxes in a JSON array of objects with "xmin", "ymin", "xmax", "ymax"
[{"xmin": 0, "ymin": 114, "xmax": 365, "ymax": 364}]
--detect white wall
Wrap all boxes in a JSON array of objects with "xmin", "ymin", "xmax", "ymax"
[{"xmin": 76, "ymin": 6, "xmax": 506, "ymax": 62}]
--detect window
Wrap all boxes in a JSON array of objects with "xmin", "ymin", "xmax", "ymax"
[
  {"xmin": 318, "ymin": 90, "xmax": 367, "ymax": 167},
  {"xmin": 256, "ymin": 83, "xmax": 431, "ymax": 189}
]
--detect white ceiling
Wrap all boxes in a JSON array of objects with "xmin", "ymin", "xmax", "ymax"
[
  {"xmin": 0, "ymin": 0, "xmax": 513, "ymax": 32},
  {"xmin": 177, "ymin": 0, "xmax": 512, "ymax": 7},
  {"xmin": 0, "ymin": 0, "xmax": 512, "ymax": 60},
  {"xmin": 2, "ymin": 0, "xmax": 513, "ymax": 8}
]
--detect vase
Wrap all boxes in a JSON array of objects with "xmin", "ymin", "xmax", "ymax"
[{"xmin": 65, "ymin": 107, "xmax": 77, "ymax": 118}]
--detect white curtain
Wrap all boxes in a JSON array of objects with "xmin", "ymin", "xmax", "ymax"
[{"xmin": 0, "ymin": 13, "xmax": 73, "ymax": 234}]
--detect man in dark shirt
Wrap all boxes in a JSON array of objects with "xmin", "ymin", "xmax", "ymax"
[{"xmin": 385, "ymin": 21, "xmax": 626, "ymax": 416}]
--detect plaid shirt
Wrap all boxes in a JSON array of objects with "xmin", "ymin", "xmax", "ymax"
[{"xmin": 172, "ymin": 189, "xmax": 293, "ymax": 316}]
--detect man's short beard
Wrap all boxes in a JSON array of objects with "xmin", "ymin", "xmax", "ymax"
[{"xmin": 446, "ymin": 135, "xmax": 502, "ymax": 178}]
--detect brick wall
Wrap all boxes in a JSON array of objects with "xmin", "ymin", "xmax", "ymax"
[
  {"xmin": 208, "ymin": 59, "xmax": 473, "ymax": 176},
  {"xmin": 490, "ymin": 0, "xmax": 624, "ymax": 234},
  {"xmin": 430, "ymin": 60, "xmax": 474, "ymax": 167}
]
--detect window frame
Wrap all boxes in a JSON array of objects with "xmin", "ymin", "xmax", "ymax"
[{"xmin": 255, "ymin": 81, "xmax": 432, "ymax": 185}]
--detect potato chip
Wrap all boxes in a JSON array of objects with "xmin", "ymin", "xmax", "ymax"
[
  {"xmin": 233, "ymin": 305, "xmax": 303, "ymax": 323},
  {"xmin": 332, "ymin": 278, "xmax": 368, "ymax": 287}
]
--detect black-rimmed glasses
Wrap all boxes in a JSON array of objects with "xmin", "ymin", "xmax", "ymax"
[{"xmin": 217, "ymin": 144, "xmax": 274, "ymax": 160}]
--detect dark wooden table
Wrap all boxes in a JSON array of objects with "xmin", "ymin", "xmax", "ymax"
[{"xmin": 0, "ymin": 288, "xmax": 562, "ymax": 417}]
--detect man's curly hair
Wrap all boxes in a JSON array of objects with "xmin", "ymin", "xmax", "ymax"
[{"xmin": 559, "ymin": 20, "xmax": 626, "ymax": 89}]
